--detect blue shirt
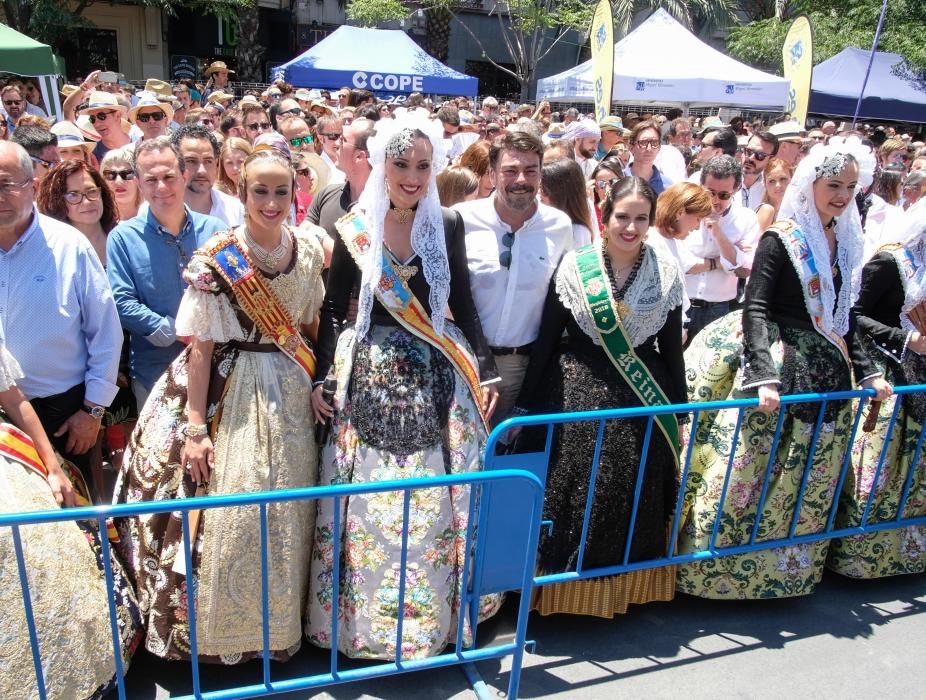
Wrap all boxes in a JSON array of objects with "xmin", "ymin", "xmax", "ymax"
[
  {"xmin": 623, "ymin": 164, "xmax": 673, "ymax": 195},
  {"xmin": 106, "ymin": 207, "xmax": 225, "ymax": 391},
  {"xmin": 0, "ymin": 209, "xmax": 122, "ymax": 405}
]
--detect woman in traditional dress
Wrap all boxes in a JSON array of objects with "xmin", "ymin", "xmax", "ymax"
[
  {"xmin": 0, "ymin": 334, "xmax": 141, "ymax": 699},
  {"xmin": 114, "ymin": 148, "xmax": 326, "ymax": 663},
  {"xmin": 827, "ymin": 206, "xmax": 926, "ymax": 578},
  {"xmin": 512, "ymin": 176, "xmax": 686, "ymax": 618},
  {"xmin": 306, "ymin": 114, "xmax": 500, "ymax": 660},
  {"xmin": 677, "ymin": 137, "xmax": 893, "ymax": 600}
]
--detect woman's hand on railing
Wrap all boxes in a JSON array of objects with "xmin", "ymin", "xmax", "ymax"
[
  {"xmin": 757, "ymin": 384, "xmax": 780, "ymax": 413},
  {"xmin": 861, "ymin": 375, "xmax": 893, "ymax": 401},
  {"xmin": 183, "ymin": 435, "xmax": 214, "ymax": 486}
]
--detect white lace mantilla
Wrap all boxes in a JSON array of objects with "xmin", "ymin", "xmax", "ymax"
[{"xmin": 556, "ymin": 243, "xmax": 684, "ymax": 347}]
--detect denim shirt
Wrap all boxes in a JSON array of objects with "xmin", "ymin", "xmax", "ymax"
[{"xmin": 106, "ymin": 206, "xmax": 226, "ymax": 391}]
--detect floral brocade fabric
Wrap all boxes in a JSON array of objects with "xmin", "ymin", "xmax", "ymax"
[{"xmin": 676, "ymin": 311, "xmax": 854, "ymax": 599}]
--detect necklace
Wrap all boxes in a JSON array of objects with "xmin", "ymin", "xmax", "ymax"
[
  {"xmin": 603, "ymin": 247, "xmax": 644, "ymax": 318},
  {"xmin": 243, "ymin": 226, "xmax": 291, "ymax": 270},
  {"xmin": 389, "ymin": 201, "xmax": 417, "ymax": 224}
]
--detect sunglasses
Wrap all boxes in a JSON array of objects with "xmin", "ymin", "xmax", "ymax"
[
  {"xmin": 595, "ymin": 178, "xmax": 616, "ymax": 190},
  {"xmin": 136, "ymin": 111, "xmax": 166, "ymax": 123},
  {"xmin": 289, "ymin": 135, "xmax": 313, "ymax": 148},
  {"xmin": 281, "ymin": 107, "xmax": 303, "ymax": 117},
  {"xmin": 89, "ymin": 110, "xmax": 117, "ymax": 124},
  {"xmin": 2, "ymin": 99, "xmax": 22, "ymax": 107},
  {"xmin": 30, "ymin": 154, "xmax": 59, "ymax": 169},
  {"xmin": 246, "ymin": 121, "xmax": 271, "ymax": 132},
  {"xmin": 102, "ymin": 169, "xmax": 136, "ymax": 181},
  {"xmin": 743, "ymin": 147, "xmax": 770, "ymax": 162},
  {"xmin": 319, "ymin": 132, "xmax": 342, "ymax": 141},
  {"xmin": 64, "ymin": 187, "xmax": 102, "ymax": 205},
  {"xmin": 499, "ymin": 231, "xmax": 515, "ymax": 269},
  {"xmin": 707, "ymin": 189, "xmax": 735, "ymax": 201}
]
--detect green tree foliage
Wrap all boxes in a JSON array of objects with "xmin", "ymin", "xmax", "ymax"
[{"xmin": 728, "ymin": 0, "xmax": 926, "ymax": 76}]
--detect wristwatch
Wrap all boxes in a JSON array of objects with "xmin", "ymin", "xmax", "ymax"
[
  {"xmin": 81, "ymin": 404, "xmax": 106, "ymax": 420},
  {"xmin": 181, "ymin": 423, "xmax": 209, "ymax": 438}
]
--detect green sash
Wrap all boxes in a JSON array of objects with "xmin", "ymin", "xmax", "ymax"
[{"xmin": 575, "ymin": 245, "xmax": 680, "ymax": 465}]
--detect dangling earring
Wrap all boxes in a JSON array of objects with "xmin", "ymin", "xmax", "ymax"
[{"xmin": 601, "ymin": 228, "xmax": 610, "ymax": 246}]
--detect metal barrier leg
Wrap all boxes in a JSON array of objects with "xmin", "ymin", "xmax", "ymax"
[{"xmin": 12, "ymin": 524, "xmax": 47, "ymax": 700}]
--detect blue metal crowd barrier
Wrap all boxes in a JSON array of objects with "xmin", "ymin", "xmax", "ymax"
[
  {"xmin": 0, "ymin": 469, "xmax": 544, "ymax": 700},
  {"xmin": 485, "ymin": 384, "xmax": 926, "ymax": 587}
]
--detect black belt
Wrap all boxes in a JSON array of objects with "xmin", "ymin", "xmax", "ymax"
[
  {"xmin": 689, "ymin": 299, "xmax": 731, "ymax": 309},
  {"xmin": 227, "ymin": 340, "xmax": 281, "ymax": 353},
  {"xmin": 491, "ymin": 343, "xmax": 534, "ymax": 356}
]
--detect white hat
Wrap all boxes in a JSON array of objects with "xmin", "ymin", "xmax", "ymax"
[{"xmin": 51, "ymin": 120, "xmax": 95, "ymax": 153}]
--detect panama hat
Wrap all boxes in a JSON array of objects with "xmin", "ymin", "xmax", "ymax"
[
  {"xmin": 769, "ymin": 120, "xmax": 804, "ymax": 143},
  {"xmin": 207, "ymin": 90, "xmax": 235, "ymax": 106},
  {"xmin": 51, "ymin": 120, "xmax": 95, "ymax": 153},
  {"xmin": 204, "ymin": 61, "xmax": 235, "ymax": 77},
  {"xmin": 144, "ymin": 79, "xmax": 173, "ymax": 99},
  {"xmin": 128, "ymin": 96, "xmax": 174, "ymax": 124},
  {"xmin": 78, "ymin": 91, "xmax": 127, "ymax": 116},
  {"xmin": 292, "ymin": 151, "xmax": 331, "ymax": 195},
  {"xmin": 74, "ymin": 115, "xmax": 101, "ymax": 142}
]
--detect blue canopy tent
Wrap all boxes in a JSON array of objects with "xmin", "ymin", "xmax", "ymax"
[
  {"xmin": 809, "ymin": 47, "xmax": 926, "ymax": 123},
  {"xmin": 275, "ymin": 26, "xmax": 478, "ymax": 97}
]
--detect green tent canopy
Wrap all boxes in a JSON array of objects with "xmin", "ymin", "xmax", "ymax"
[{"xmin": 0, "ymin": 23, "xmax": 65, "ymax": 120}]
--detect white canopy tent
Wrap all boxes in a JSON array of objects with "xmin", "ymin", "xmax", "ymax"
[{"xmin": 537, "ymin": 9, "xmax": 789, "ymax": 109}]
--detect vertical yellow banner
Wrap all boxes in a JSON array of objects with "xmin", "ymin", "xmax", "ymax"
[
  {"xmin": 782, "ymin": 15, "xmax": 813, "ymax": 126},
  {"xmin": 591, "ymin": 0, "xmax": 614, "ymax": 122}
]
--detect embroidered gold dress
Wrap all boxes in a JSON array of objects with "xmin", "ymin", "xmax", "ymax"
[{"xmin": 114, "ymin": 229, "xmax": 324, "ymax": 663}]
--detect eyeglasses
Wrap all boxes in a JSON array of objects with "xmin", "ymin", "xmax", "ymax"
[
  {"xmin": 136, "ymin": 111, "xmax": 165, "ymax": 123},
  {"xmin": 102, "ymin": 169, "xmax": 136, "ymax": 181},
  {"xmin": 88, "ymin": 110, "xmax": 117, "ymax": 124},
  {"xmin": 707, "ymin": 189, "xmax": 734, "ymax": 201},
  {"xmin": 743, "ymin": 147, "xmax": 770, "ymax": 162},
  {"xmin": 30, "ymin": 154, "xmax": 59, "ymax": 169},
  {"xmin": 319, "ymin": 132, "xmax": 342, "ymax": 141},
  {"xmin": 246, "ymin": 121, "xmax": 271, "ymax": 132},
  {"xmin": 289, "ymin": 135, "xmax": 313, "ymax": 148},
  {"xmin": 633, "ymin": 139, "xmax": 660, "ymax": 150},
  {"xmin": 0, "ymin": 178, "xmax": 33, "ymax": 196},
  {"xmin": 64, "ymin": 187, "xmax": 102, "ymax": 205},
  {"xmin": 499, "ymin": 231, "xmax": 515, "ymax": 269}
]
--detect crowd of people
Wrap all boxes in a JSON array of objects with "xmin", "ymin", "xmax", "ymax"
[{"xmin": 1, "ymin": 62, "xmax": 926, "ymax": 697}]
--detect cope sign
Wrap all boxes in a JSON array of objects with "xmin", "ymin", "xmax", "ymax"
[{"xmin": 352, "ymin": 71, "xmax": 424, "ymax": 92}]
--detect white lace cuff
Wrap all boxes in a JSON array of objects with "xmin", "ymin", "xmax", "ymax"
[
  {"xmin": 0, "ymin": 344, "xmax": 24, "ymax": 392},
  {"xmin": 175, "ymin": 287, "xmax": 245, "ymax": 343}
]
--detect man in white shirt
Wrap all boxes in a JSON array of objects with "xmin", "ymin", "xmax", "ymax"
[
  {"xmin": 454, "ymin": 131, "xmax": 574, "ymax": 425},
  {"xmin": 170, "ymin": 124, "xmax": 243, "ymax": 227},
  {"xmin": 683, "ymin": 155, "xmax": 759, "ymax": 341},
  {"xmin": 740, "ymin": 130, "xmax": 779, "ymax": 211}
]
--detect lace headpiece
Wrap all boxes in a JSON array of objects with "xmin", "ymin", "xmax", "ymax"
[
  {"xmin": 354, "ymin": 114, "xmax": 450, "ymax": 339},
  {"xmin": 777, "ymin": 136, "xmax": 874, "ymax": 337}
]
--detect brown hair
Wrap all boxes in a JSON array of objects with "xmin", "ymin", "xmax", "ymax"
[
  {"xmin": 217, "ymin": 136, "xmax": 252, "ymax": 195},
  {"xmin": 488, "ymin": 130, "xmax": 543, "ymax": 170},
  {"xmin": 436, "ymin": 166, "xmax": 479, "ymax": 207},
  {"xmin": 37, "ymin": 159, "xmax": 119, "ymax": 232},
  {"xmin": 458, "ymin": 140, "xmax": 490, "ymax": 178},
  {"xmin": 655, "ymin": 182, "xmax": 712, "ymax": 237},
  {"xmin": 628, "ymin": 119, "xmax": 661, "ymax": 145},
  {"xmin": 541, "ymin": 159, "xmax": 595, "ymax": 233}
]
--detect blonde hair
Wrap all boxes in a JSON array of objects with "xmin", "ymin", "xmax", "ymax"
[
  {"xmin": 655, "ymin": 182, "xmax": 713, "ymax": 237},
  {"xmin": 761, "ymin": 157, "xmax": 795, "ymax": 206},
  {"xmin": 436, "ymin": 166, "xmax": 479, "ymax": 207},
  {"xmin": 218, "ymin": 137, "xmax": 252, "ymax": 195}
]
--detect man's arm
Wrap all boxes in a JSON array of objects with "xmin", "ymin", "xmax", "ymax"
[{"xmin": 78, "ymin": 246, "xmax": 122, "ymax": 407}]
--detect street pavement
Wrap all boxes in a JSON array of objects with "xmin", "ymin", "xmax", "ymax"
[{"xmin": 117, "ymin": 569, "xmax": 926, "ymax": 699}]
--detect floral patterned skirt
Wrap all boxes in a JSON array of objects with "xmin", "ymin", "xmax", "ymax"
[
  {"xmin": 114, "ymin": 344, "xmax": 317, "ymax": 663},
  {"xmin": 827, "ymin": 348, "xmax": 926, "ymax": 578},
  {"xmin": 0, "ymin": 452, "xmax": 141, "ymax": 700},
  {"xmin": 676, "ymin": 311, "xmax": 853, "ymax": 599},
  {"xmin": 305, "ymin": 324, "xmax": 500, "ymax": 660}
]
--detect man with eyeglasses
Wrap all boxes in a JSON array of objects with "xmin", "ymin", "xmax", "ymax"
[
  {"xmin": 10, "ymin": 125, "xmax": 60, "ymax": 183},
  {"xmin": 315, "ymin": 114, "xmax": 346, "ymax": 183},
  {"xmin": 128, "ymin": 96, "xmax": 173, "ymax": 142},
  {"xmin": 79, "ymin": 91, "xmax": 131, "ymax": 162},
  {"xmin": 106, "ymin": 137, "xmax": 225, "ymax": 410},
  {"xmin": 740, "ymin": 131, "xmax": 779, "ymax": 211},
  {"xmin": 0, "ymin": 141, "xmax": 122, "ymax": 495},
  {"xmin": 241, "ymin": 103, "xmax": 272, "ymax": 145},
  {"xmin": 682, "ymin": 155, "xmax": 759, "ymax": 341},
  {"xmin": 170, "ymin": 124, "xmax": 243, "ymax": 227},
  {"xmin": 453, "ymin": 130, "xmax": 574, "ymax": 426}
]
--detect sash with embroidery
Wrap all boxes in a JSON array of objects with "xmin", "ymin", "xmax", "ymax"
[
  {"xmin": 769, "ymin": 222, "xmax": 850, "ymax": 364},
  {"xmin": 574, "ymin": 245, "xmax": 680, "ymax": 465},
  {"xmin": 879, "ymin": 242, "xmax": 926, "ymax": 335},
  {"xmin": 0, "ymin": 422, "xmax": 119, "ymax": 540},
  {"xmin": 203, "ymin": 232, "xmax": 316, "ymax": 381},
  {"xmin": 335, "ymin": 211, "xmax": 488, "ymax": 428}
]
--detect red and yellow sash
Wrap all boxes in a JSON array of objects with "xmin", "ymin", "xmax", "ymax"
[
  {"xmin": 203, "ymin": 232, "xmax": 316, "ymax": 381},
  {"xmin": 336, "ymin": 211, "xmax": 488, "ymax": 428}
]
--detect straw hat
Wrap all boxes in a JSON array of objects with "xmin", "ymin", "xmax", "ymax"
[
  {"xmin": 207, "ymin": 91, "xmax": 235, "ymax": 106},
  {"xmin": 51, "ymin": 120, "xmax": 95, "ymax": 154},
  {"xmin": 204, "ymin": 61, "xmax": 235, "ymax": 77},
  {"xmin": 78, "ymin": 91, "xmax": 127, "ymax": 116},
  {"xmin": 60, "ymin": 84, "xmax": 80, "ymax": 99},
  {"xmin": 598, "ymin": 116, "xmax": 624, "ymax": 132},
  {"xmin": 768, "ymin": 120, "xmax": 804, "ymax": 143},
  {"xmin": 292, "ymin": 151, "xmax": 331, "ymax": 195},
  {"xmin": 128, "ymin": 96, "xmax": 174, "ymax": 124},
  {"xmin": 239, "ymin": 95, "xmax": 261, "ymax": 106},
  {"xmin": 74, "ymin": 115, "xmax": 101, "ymax": 142},
  {"xmin": 144, "ymin": 79, "xmax": 173, "ymax": 99},
  {"xmin": 697, "ymin": 116, "xmax": 725, "ymax": 134},
  {"xmin": 310, "ymin": 100, "xmax": 335, "ymax": 117}
]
